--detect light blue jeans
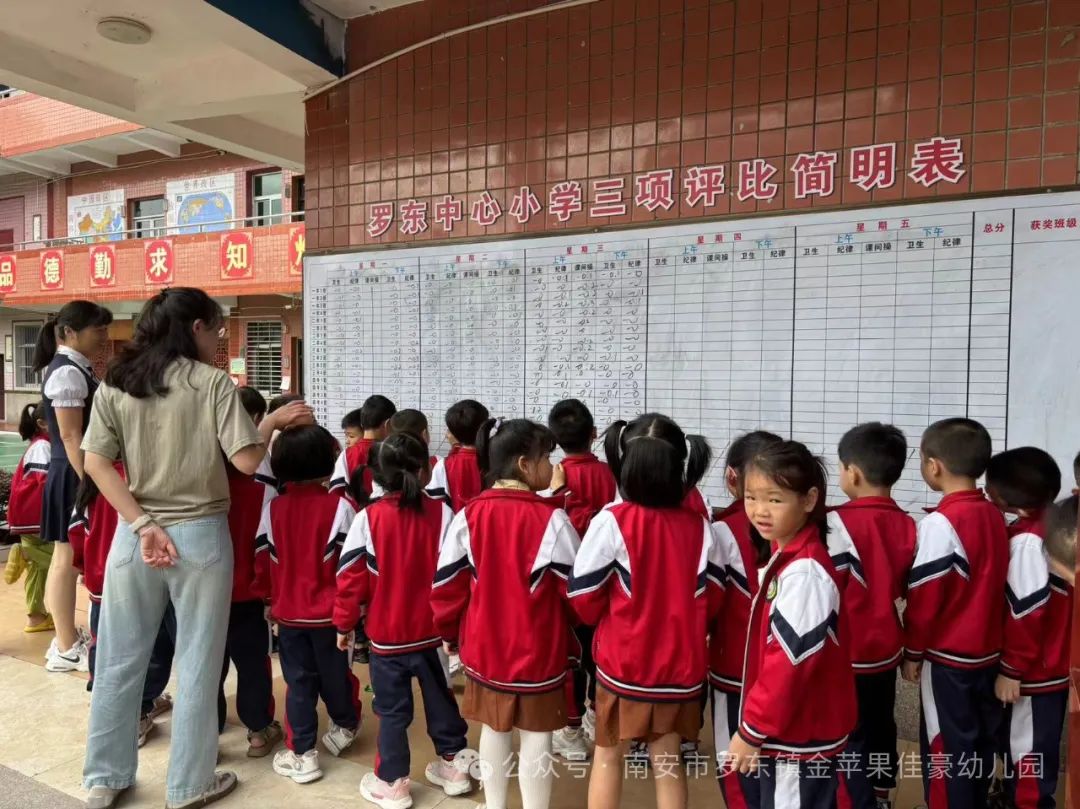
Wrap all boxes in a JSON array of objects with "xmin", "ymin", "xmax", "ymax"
[{"xmin": 83, "ymin": 514, "xmax": 233, "ymax": 804}]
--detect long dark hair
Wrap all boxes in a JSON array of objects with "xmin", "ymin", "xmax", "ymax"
[
  {"xmin": 105, "ymin": 288, "xmax": 223, "ymax": 398},
  {"xmin": 603, "ymin": 413, "xmax": 711, "ymax": 508},
  {"xmin": 476, "ymin": 417, "xmax": 555, "ymax": 488},
  {"xmin": 745, "ymin": 440, "xmax": 829, "ymax": 562},
  {"xmin": 32, "ymin": 300, "xmax": 113, "ymax": 373},
  {"xmin": 18, "ymin": 401, "xmax": 44, "ymax": 441},
  {"xmin": 351, "ymin": 432, "xmax": 428, "ymax": 512},
  {"xmin": 74, "ymin": 472, "xmax": 102, "ymax": 520}
]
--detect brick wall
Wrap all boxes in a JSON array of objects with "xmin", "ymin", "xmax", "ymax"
[
  {"xmin": 304, "ymin": 0, "xmax": 1080, "ymax": 251},
  {"xmin": 0, "ymin": 93, "xmax": 139, "ymax": 156},
  {"xmin": 0, "ymin": 177, "xmax": 48, "ymax": 248}
]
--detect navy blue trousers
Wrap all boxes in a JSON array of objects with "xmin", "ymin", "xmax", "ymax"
[
  {"xmin": 277, "ymin": 626, "xmax": 360, "ymax": 754},
  {"xmin": 843, "ymin": 667, "xmax": 899, "ymax": 808},
  {"xmin": 217, "ymin": 599, "xmax": 276, "ymax": 733},
  {"xmin": 369, "ymin": 646, "xmax": 468, "ymax": 782}
]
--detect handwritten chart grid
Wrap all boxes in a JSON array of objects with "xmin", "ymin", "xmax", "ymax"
[{"xmin": 305, "ymin": 192, "xmax": 1078, "ymax": 512}]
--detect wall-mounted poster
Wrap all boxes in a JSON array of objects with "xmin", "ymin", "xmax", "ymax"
[
  {"xmin": 67, "ymin": 189, "xmax": 125, "ymax": 243},
  {"xmin": 166, "ymin": 173, "xmax": 237, "ymax": 234}
]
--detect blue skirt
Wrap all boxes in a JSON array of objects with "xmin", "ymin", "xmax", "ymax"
[{"xmin": 41, "ymin": 458, "xmax": 78, "ymax": 543}]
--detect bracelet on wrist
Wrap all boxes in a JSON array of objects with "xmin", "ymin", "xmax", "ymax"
[{"xmin": 130, "ymin": 514, "xmax": 156, "ymax": 534}]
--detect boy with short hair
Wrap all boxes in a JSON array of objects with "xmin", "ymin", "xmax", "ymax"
[
  {"xmin": 828, "ymin": 422, "xmax": 916, "ymax": 809},
  {"xmin": 546, "ymin": 398, "xmax": 616, "ymax": 762},
  {"xmin": 220, "ymin": 386, "xmax": 282, "ymax": 757},
  {"xmin": 1045, "ymin": 494, "xmax": 1077, "ymax": 584},
  {"xmin": 986, "ymin": 447, "xmax": 1069, "ymax": 809},
  {"xmin": 428, "ymin": 399, "xmax": 488, "ymax": 513},
  {"xmin": 901, "ymin": 417, "xmax": 1008, "ymax": 809},
  {"xmin": 329, "ymin": 395, "xmax": 396, "ymax": 493},
  {"xmin": 341, "ymin": 408, "xmax": 365, "ymax": 448}
]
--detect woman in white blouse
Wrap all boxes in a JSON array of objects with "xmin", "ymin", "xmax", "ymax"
[{"xmin": 32, "ymin": 300, "xmax": 113, "ymax": 672}]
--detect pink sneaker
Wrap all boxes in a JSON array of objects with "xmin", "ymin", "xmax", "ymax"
[
  {"xmin": 360, "ymin": 773, "xmax": 412, "ymax": 809},
  {"xmin": 424, "ymin": 757, "xmax": 472, "ymax": 797}
]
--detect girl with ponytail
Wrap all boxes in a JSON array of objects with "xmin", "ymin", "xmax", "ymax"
[
  {"xmin": 4, "ymin": 401, "xmax": 53, "ymax": 632},
  {"xmin": 335, "ymin": 431, "xmax": 473, "ymax": 806},
  {"xmin": 35, "ymin": 299, "xmax": 112, "ymax": 673},
  {"xmin": 431, "ymin": 418, "xmax": 580, "ymax": 809}
]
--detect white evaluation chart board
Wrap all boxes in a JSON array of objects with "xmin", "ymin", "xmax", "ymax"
[{"xmin": 305, "ymin": 190, "xmax": 1080, "ymax": 512}]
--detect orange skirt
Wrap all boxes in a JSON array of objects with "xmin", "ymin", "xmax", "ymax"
[
  {"xmin": 462, "ymin": 678, "xmax": 567, "ymax": 733},
  {"xmin": 593, "ymin": 685, "xmax": 703, "ymax": 748}
]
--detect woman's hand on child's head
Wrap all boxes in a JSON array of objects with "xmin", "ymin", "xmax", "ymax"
[
  {"xmin": 724, "ymin": 732, "xmax": 761, "ymax": 774},
  {"xmin": 337, "ymin": 632, "xmax": 353, "ymax": 652},
  {"xmin": 550, "ymin": 462, "xmax": 567, "ymax": 492},
  {"xmin": 140, "ymin": 525, "xmax": 177, "ymax": 568},
  {"xmin": 995, "ymin": 674, "xmax": 1021, "ymax": 704},
  {"xmin": 269, "ymin": 401, "xmax": 314, "ymax": 430},
  {"xmin": 901, "ymin": 660, "xmax": 922, "ymax": 683}
]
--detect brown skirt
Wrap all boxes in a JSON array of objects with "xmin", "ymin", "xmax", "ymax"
[
  {"xmin": 593, "ymin": 685, "xmax": 703, "ymax": 748},
  {"xmin": 462, "ymin": 678, "xmax": 567, "ymax": 733}
]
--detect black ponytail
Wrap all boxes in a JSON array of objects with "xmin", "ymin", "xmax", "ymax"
[
  {"xmin": 607, "ymin": 413, "xmax": 713, "ymax": 509},
  {"xmin": 365, "ymin": 433, "xmax": 429, "ymax": 512},
  {"xmin": 602, "ymin": 419, "xmax": 629, "ymax": 484},
  {"xmin": 32, "ymin": 300, "xmax": 113, "ymax": 373},
  {"xmin": 348, "ymin": 441, "xmax": 380, "ymax": 511},
  {"xmin": 18, "ymin": 401, "xmax": 43, "ymax": 441},
  {"xmin": 74, "ymin": 472, "xmax": 101, "ymax": 519},
  {"xmin": 477, "ymin": 417, "xmax": 556, "ymax": 488}
]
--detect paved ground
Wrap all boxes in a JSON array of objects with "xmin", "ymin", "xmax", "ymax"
[{"xmin": 0, "ymin": 764, "xmax": 83, "ymax": 809}]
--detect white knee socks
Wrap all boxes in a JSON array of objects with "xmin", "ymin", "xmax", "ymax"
[{"xmin": 478, "ymin": 726, "xmax": 555, "ymax": 809}]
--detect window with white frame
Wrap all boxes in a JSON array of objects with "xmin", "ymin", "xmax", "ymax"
[
  {"xmin": 14, "ymin": 322, "xmax": 42, "ymax": 389},
  {"xmin": 250, "ymin": 172, "xmax": 283, "ymax": 227},
  {"xmin": 245, "ymin": 321, "xmax": 283, "ymax": 397},
  {"xmin": 132, "ymin": 197, "xmax": 166, "ymax": 238}
]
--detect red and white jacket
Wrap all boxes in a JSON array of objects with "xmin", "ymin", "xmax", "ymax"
[
  {"xmin": 429, "ymin": 445, "xmax": 483, "ymax": 513},
  {"xmin": 709, "ymin": 501, "xmax": 759, "ymax": 693},
  {"xmin": 609, "ymin": 486, "xmax": 712, "ymax": 521},
  {"xmin": 329, "ymin": 437, "xmax": 375, "ymax": 493},
  {"xmin": 740, "ymin": 524, "xmax": 856, "ymax": 759},
  {"xmin": 904, "ymin": 489, "xmax": 1008, "ymax": 668},
  {"xmin": 1000, "ymin": 513, "xmax": 1071, "ymax": 693},
  {"xmin": 570, "ymin": 501, "xmax": 724, "ymax": 702},
  {"xmin": 431, "ymin": 487, "xmax": 580, "ymax": 693},
  {"xmin": 227, "ymin": 457, "xmax": 278, "ymax": 603},
  {"xmin": 70, "ymin": 462, "xmax": 124, "ymax": 603},
  {"xmin": 553, "ymin": 453, "xmax": 617, "ymax": 538},
  {"xmin": 253, "ymin": 484, "xmax": 355, "ymax": 628},
  {"xmin": 826, "ymin": 497, "xmax": 916, "ymax": 673},
  {"xmin": 334, "ymin": 493, "xmax": 453, "ymax": 655},
  {"xmin": 7, "ymin": 436, "xmax": 50, "ymax": 534}
]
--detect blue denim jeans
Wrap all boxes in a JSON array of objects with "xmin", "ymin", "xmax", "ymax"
[{"xmin": 83, "ymin": 514, "xmax": 233, "ymax": 804}]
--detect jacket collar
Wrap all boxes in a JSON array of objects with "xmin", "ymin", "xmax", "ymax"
[
  {"xmin": 833, "ymin": 495, "xmax": 906, "ymax": 514},
  {"xmin": 560, "ymin": 453, "xmax": 600, "ymax": 467},
  {"xmin": 930, "ymin": 489, "xmax": 987, "ymax": 512}
]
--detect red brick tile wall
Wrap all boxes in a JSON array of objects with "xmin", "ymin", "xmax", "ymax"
[
  {"xmin": 0, "ymin": 94, "xmax": 140, "ymax": 156},
  {"xmin": 0, "ymin": 196, "xmax": 25, "ymax": 245},
  {"xmin": 305, "ymin": 0, "xmax": 1080, "ymax": 251}
]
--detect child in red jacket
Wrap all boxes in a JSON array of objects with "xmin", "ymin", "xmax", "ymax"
[
  {"xmin": 986, "ymin": 447, "xmax": 1068, "ymax": 809},
  {"xmin": 901, "ymin": 418, "xmax": 1008, "ymax": 809},
  {"xmin": 335, "ymin": 432, "xmax": 472, "ymax": 809},
  {"xmin": 329, "ymin": 395, "xmax": 396, "ymax": 493},
  {"xmin": 828, "ymin": 423, "xmax": 916, "ymax": 809},
  {"xmin": 432, "ymin": 417, "xmax": 579, "ymax": 809},
  {"xmin": 428, "ymin": 399, "xmax": 489, "ymax": 512},
  {"xmin": 255, "ymin": 425, "xmax": 360, "ymax": 785},
  {"xmin": 726, "ymin": 441, "xmax": 856, "ymax": 808},
  {"xmin": 709, "ymin": 430, "xmax": 782, "ymax": 809},
  {"xmin": 219, "ymin": 386, "xmax": 282, "ymax": 757},
  {"xmin": 546, "ymin": 398, "xmax": 616, "ymax": 761},
  {"xmin": 570, "ymin": 412, "xmax": 722, "ymax": 809},
  {"xmin": 4, "ymin": 402, "xmax": 53, "ymax": 632}
]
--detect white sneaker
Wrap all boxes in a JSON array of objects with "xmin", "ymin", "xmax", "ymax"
[
  {"xmin": 552, "ymin": 726, "xmax": 589, "ymax": 761},
  {"xmin": 360, "ymin": 772, "xmax": 413, "ymax": 809},
  {"xmin": 137, "ymin": 714, "xmax": 155, "ymax": 748},
  {"xmin": 44, "ymin": 637, "xmax": 58, "ymax": 661},
  {"xmin": 46, "ymin": 642, "xmax": 86, "ymax": 673},
  {"xmin": 447, "ymin": 653, "xmax": 462, "ymax": 677},
  {"xmin": 582, "ymin": 707, "xmax": 596, "ymax": 743},
  {"xmin": 322, "ymin": 722, "xmax": 357, "ymax": 756},
  {"xmin": 425, "ymin": 757, "xmax": 472, "ymax": 796},
  {"xmin": 272, "ymin": 749, "xmax": 323, "ymax": 783}
]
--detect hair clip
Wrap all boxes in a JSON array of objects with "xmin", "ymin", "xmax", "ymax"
[{"xmin": 493, "ymin": 417, "xmax": 504, "ymax": 432}]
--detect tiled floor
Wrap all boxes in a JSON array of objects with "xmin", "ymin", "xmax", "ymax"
[{"xmin": 0, "ymin": 557, "xmax": 1025, "ymax": 809}]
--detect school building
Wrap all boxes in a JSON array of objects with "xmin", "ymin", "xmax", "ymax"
[
  {"xmin": 0, "ymin": 1, "xmax": 1078, "ymax": 806},
  {"xmin": 0, "ymin": 94, "xmax": 307, "ymax": 423}
]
